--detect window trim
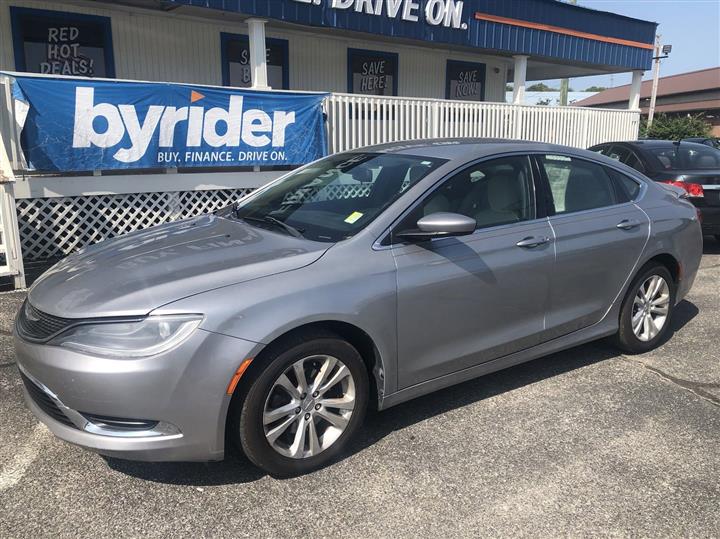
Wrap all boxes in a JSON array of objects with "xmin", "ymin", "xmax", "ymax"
[
  {"xmin": 347, "ymin": 48, "xmax": 399, "ymax": 96},
  {"xmin": 220, "ymin": 32, "xmax": 290, "ymax": 89},
  {"xmin": 445, "ymin": 59, "xmax": 486, "ymax": 101},
  {"xmin": 10, "ymin": 6, "xmax": 116, "ymax": 77},
  {"xmin": 532, "ymin": 153, "xmax": 646, "ymax": 219},
  {"xmin": 379, "ymin": 152, "xmax": 542, "ymax": 248}
]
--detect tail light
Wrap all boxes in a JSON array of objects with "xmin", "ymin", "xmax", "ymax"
[
  {"xmin": 696, "ymin": 207, "xmax": 703, "ymax": 224},
  {"xmin": 661, "ymin": 180, "xmax": 704, "ymax": 198}
]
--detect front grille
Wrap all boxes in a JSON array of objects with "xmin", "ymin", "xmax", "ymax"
[
  {"xmin": 19, "ymin": 371, "xmax": 77, "ymax": 429},
  {"xmin": 16, "ymin": 300, "xmax": 76, "ymax": 342}
]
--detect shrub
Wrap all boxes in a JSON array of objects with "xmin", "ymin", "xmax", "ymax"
[{"xmin": 640, "ymin": 113, "xmax": 712, "ymax": 140}]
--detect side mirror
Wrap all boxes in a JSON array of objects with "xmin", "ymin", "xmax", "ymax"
[{"xmin": 396, "ymin": 212, "xmax": 477, "ymax": 241}]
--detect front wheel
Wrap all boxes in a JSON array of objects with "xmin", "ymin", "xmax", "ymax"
[
  {"xmin": 230, "ymin": 334, "xmax": 368, "ymax": 477},
  {"xmin": 613, "ymin": 263, "xmax": 676, "ymax": 354}
]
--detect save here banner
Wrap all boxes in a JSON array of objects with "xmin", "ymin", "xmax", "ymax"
[{"xmin": 10, "ymin": 75, "xmax": 328, "ymax": 172}]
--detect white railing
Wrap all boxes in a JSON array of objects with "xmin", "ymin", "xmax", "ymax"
[
  {"xmin": 0, "ymin": 76, "xmax": 641, "ymax": 290},
  {"xmin": 324, "ymin": 93, "xmax": 640, "ymax": 154},
  {"xmin": 0, "ymin": 77, "xmax": 25, "ymax": 287}
]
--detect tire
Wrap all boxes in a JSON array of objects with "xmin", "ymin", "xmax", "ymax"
[
  {"xmin": 229, "ymin": 332, "xmax": 369, "ymax": 477},
  {"xmin": 613, "ymin": 263, "xmax": 676, "ymax": 354}
]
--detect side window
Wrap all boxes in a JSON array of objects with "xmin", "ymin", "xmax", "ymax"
[
  {"xmin": 403, "ymin": 155, "xmax": 535, "ymax": 231},
  {"xmin": 624, "ymin": 152, "xmax": 645, "ymax": 173},
  {"xmin": 539, "ymin": 155, "xmax": 617, "ymax": 214},
  {"xmin": 606, "ymin": 145, "xmax": 631, "ymax": 162},
  {"xmin": 608, "ymin": 169, "xmax": 642, "ymax": 202}
]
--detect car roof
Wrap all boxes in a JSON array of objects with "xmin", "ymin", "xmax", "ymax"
[
  {"xmin": 606, "ymin": 139, "xmax": 712, "ymax": 149},
  {"xmin": 357, "ymin": 138, "xmax": 601, "ymax": 161}
]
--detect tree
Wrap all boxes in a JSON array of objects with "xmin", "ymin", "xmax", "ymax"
[
  {"xmin": 640, "ymin": 113, "xmax": 712, "ymax": 139},
  {"xmin": 527, "ymin": 83, "xmax": 557, "ymax": 92},
  {"xmin": 584, "ymin": 86, "xmax": 607, "ymax": 92}
]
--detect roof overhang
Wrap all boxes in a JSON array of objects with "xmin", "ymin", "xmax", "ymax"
[{"xmin": 106, "ymin": 0, "xmax": 658, "ymax": 73}]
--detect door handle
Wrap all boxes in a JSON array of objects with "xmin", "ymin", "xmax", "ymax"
[
  {"xmin": 616, "ymin": 219, "xmax": 642, "ymax": 230},
  {"xmin": 516, "ymin": 236, "xmax": 551, "ymax": 248}
]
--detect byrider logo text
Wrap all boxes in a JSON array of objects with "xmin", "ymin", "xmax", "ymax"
[{"xmin": 72, "ymin": 87, "xmax": 297, "ymax": 164}]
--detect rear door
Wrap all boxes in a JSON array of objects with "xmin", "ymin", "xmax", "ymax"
[{"xmin": 535, "ymin": 154, "xmax": 650, "ymax": 340}]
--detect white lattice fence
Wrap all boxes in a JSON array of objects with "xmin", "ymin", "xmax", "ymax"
[{"xmin": 16, "ymin": 188, "xmax": 253, "ymax": 261}]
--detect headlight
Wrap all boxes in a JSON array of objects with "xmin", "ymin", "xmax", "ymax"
[{"xmin": 49, "ymin": 315, "xmax": 203, "ymax": 358}]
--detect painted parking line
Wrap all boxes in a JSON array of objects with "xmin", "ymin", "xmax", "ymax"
[{"xmin": 0, "ymin": 423, "xmax": 51, "ymax": 491}]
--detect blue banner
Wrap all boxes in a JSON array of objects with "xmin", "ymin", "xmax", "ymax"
[{"xmin": 10, "ymin": 75, "xmax": 328, "ymax": 171}]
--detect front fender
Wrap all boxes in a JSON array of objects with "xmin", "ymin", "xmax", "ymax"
[{"xmin": 154, "ymin": 243, "xmax": 399, "ymax": 396}]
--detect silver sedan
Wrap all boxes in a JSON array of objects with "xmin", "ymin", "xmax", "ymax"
[{"xmin": 14, "ymin": 140, "xmax": 702, "ymax": 476}]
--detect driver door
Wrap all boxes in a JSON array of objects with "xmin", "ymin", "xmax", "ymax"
[{"xmin": 392, "ymin": 155, "xmax": 555, "ymax": 389}]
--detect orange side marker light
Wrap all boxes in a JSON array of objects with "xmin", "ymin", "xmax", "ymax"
[{"xmin": 226, "ymin": 358, "xmax": 253, "ymax": 395}]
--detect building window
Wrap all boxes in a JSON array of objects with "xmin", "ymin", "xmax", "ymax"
[
  {"xmin": 10, "ymin": 7, "xmax": 115, "ymax": 77},
  {"xmin": 347, "ymin": 49, "xmax": 398, "ymax": 96},
  {"xmin": 221, "ymin": 33, "xmax": 289, "ymax": 89},
  {"xmin": 446, "ymin": 60, "xmax": 486, "ymax": 101}
]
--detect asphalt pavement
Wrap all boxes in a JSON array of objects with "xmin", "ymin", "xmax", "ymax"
[{"xmin": 1, "ymin": 240, "xmax": 719, "ymax": 538}]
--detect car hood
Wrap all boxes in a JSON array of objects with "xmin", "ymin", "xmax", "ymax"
[{"xmin": 28, "ymin": 215, "xmax": 331, "ymax": 318}]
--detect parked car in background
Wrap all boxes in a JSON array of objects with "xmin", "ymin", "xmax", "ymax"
[
  {"xmin": 590, "ymin": 140, "xmax": 720, "ymax": 240},
  {"xmin": 681, "ymin": 137, "xmax": 720, "ymax": 149},
  {"xmin": 15, "ymin": 140, "xmax": 702, "ymax": 477}
]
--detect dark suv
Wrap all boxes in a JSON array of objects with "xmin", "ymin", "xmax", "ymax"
[{"xmin": 590, "ymin": 140, "xmax": 720, "ymax": 240}]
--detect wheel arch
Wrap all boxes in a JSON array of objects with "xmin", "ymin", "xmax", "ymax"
[
  {"xmin": 644, "ymin": 252, "xmax": 681, "ymax": 284},
  {"xmin": 232, "ymin": 320, "xmax": 387, "ymax": 411}
]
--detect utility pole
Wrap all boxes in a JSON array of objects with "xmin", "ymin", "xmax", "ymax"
[
  {"xmin": 647, "ymin": 36, "xmax": 672, "ymax": 128},
  {"xmin": 558, "ymin": 0, "xmax": 577, "ymax": 106}
]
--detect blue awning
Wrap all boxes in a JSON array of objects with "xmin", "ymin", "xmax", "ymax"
[{"xmin": 168, "ymin": 0, "xmax": 657, "ymax": 71}]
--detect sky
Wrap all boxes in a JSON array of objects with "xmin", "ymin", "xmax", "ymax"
[{"xmin": 540, "ymin": 0, "xmax": 720, "ymax": 90}]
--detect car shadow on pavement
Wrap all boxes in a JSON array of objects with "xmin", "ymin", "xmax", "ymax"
[{"xmin": 106, "ymin": 299, "xmax": 699, "ymax": 485}]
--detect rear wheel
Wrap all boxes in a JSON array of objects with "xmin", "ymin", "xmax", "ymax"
[
  {"xmin": 614, "ymin": 263, "xmax": 676, "ymax": 354},
  {"xmin": 230, "ymin": 334, "xmax": 368, "ymax": 477}
]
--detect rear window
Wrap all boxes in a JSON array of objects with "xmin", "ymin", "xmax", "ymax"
[{"xmin": 648, "ymin": 143, "xmax": 720, "ymax": 170}]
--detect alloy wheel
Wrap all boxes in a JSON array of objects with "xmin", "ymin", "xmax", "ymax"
[
  {"xmin": 262, "ymin": 355, "xmax": 356, "ymax": 459},
  {"xmin": 631, "ymin": 274, "xmax": 670, "ymax": 342}
]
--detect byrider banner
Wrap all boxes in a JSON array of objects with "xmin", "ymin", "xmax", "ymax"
[{"xmin": 10, "ymin": 75, "xmax": 328, "ymax": 172}]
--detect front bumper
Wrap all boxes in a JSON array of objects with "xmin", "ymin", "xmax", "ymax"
[{"xmin": 14, "ymin": 327, "xmax": 259, "ymax": 462}]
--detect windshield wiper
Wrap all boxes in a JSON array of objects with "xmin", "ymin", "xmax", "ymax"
[{"xmin": 241, "ymin": 215, "xmax": 305, "ymax": 238}]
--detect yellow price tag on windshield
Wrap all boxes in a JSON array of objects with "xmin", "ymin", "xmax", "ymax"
[{"xmin": 344, "ymin": 211, "xmax": 364, "ymax": 224}]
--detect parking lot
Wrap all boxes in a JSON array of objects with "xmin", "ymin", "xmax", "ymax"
[{"xmin": 1, "ymin": 242, "xmax": 719, "ymax": 538}]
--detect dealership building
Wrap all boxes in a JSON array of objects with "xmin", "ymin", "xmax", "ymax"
[
  {"xmin": 0, "ymin": 0, "xmax": 658, "ymax": 102},
  {"xmin": 0, "ymin": 0, "xmax": 658, "ymax": 287}
]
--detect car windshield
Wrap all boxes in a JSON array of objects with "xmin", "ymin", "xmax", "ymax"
[
  {"xmin": 647, "ymin": 143, "xmax": 720, "ymax": 170},
  {"xmin": 223, "ymin": 152, "xmax": 446, "ymax": 242}
]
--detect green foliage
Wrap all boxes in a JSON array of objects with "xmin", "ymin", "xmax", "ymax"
[
  {"xmin": 584, "ymin": 86, "xmax": 607, "ymax": 92},
  {"xmin": 527, "ymin": 83, "xmax": 557, "ymax": 92},
  {"xmin": 505, "ymin": 84, "xmax": 513, "ymax": 91},
  {"xmin": 640, "ymin": 113, "xmax": 712, "ymax": 140}
]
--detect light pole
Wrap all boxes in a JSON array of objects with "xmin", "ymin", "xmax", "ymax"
[
  {"xmin": 647, "ymin": 38, "xmax": 672, "ymax": 128},
  {"xmin": 559, "ymin": 0, "xmax": 577, "ymax": 106}
]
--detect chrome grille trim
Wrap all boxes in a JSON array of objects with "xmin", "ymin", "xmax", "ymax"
[{"xmin": 16, "ymin": 300, "xmax": 78, "ymax": 343}]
